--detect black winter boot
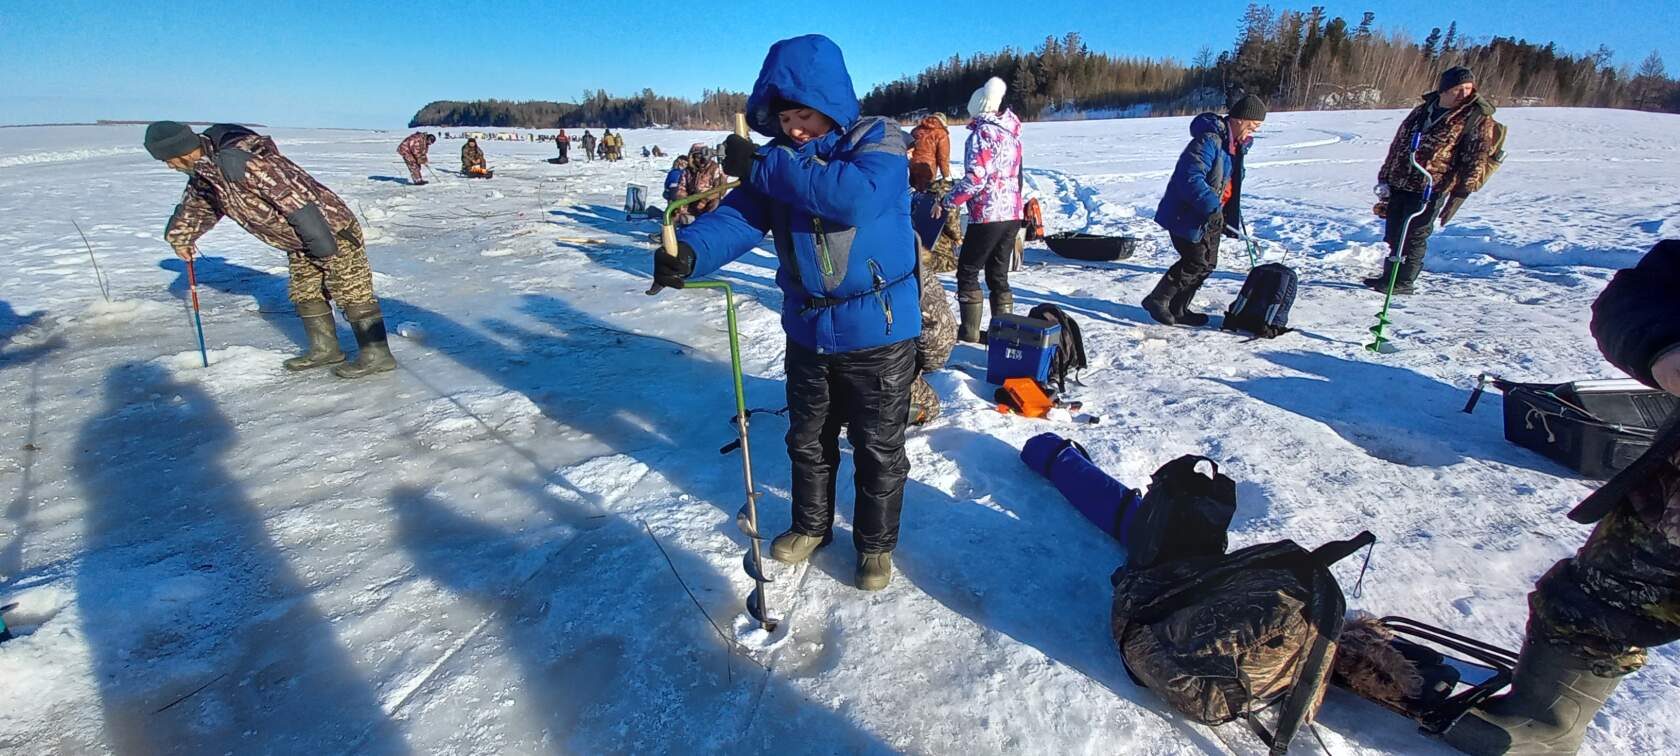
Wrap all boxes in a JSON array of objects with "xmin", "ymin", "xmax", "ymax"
[
  {"xmin": 1441, "ymin": 639, "xmax": 1621, "ymax": 755},
  {"xmin": 283, "ymin": 300, "xmax": 346, "ymax": 371},
  {"xmin": 333, "ymin": 304, "xmax": 398, "ymax": 379},
  {"xmin": 1142, "ymin": 277, "xmax": 1178, "ymax": 325},
  {"xmin": 958, "ymin": 293, "xmax": 985, "ymax": 344},
  {"xmin": 1169, "ymin": 283, "xmax": 1208, "ymax": 327}
]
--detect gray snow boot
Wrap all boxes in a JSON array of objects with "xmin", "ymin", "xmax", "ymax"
[
  {"xmin": 958, "ymin": 292, "xmax": 985, "ymax": 344},
  {"xmin": 1142, "ymin": 278, "xmax": 1178, "ymax": 325},
  {"xmin": 769, "ymin": 529, "xmax": 832, "ymax": 564},
  {"xmin": 333, "ymin": 304, "xmax": 398, "ymax": 379},
  {"xmin": 283, "ymin": 300, "xmax": 346, "ymax": 371},
  {"xmin": 856, "ymin": 552, "xmax": 893, "ymax": 591},
  {"xmin": 1441, "ymin": 638, "xmax": 1621, "ymax": 755}
]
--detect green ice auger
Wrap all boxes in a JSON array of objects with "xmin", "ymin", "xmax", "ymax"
[
  {"xmin": 1367, "ymin": 132, "xmax": 1434, "ymax": 354},
  {"xmin": 643, "ymin": 116, "xmax": 777, "ymax": 631}
]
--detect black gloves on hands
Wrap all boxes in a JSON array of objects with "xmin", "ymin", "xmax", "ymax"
[
  {"xmin": 722, "ymin": 134, "xmax": 756, "ymax": 179},
  {"xmin": 653, "ymin": 241, "xmax": 697, "ymax": 290}
]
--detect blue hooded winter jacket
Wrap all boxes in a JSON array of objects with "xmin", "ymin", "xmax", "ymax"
[
  {"xmin": 678, "ymin": 34, "xmax": 920, "ymax": 355},
  {"xmin": 1154, "ymin": 113, "xmax": 1249, "ymax": 243}
]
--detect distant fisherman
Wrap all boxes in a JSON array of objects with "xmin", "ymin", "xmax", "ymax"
[
  {"xmin": 398, "ymin": 131, "xmax": 435, "ymax": 185},
  {"xmin": 144, "ymin": 121, "xmax": 398, "ymax": 378}
]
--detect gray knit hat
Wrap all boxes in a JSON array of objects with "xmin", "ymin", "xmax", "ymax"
[
  {"xmin": 1228, "ymin": 95, "xmax": 1268, "ymax": 122},
  {"xmin": 1438, "ymin": 66, "xmax": 1475, "ymax": 92},
  {"xmin": 144, "ymin": 121, "xmax": 200, "ymax": 161}
]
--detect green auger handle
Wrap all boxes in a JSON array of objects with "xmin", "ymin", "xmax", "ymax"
[{"xmin": 647, "ymin": 114, "xmax": 751, "ymax": 296}]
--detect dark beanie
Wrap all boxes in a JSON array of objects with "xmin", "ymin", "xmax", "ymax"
[
  {"xmin": 1438, "ymin": 66, "xmax": 1475, "ymax": 92},
  {"xmin": 1228, "ymin": 95, "xmax": 1268, "ymax": 122},
  {"xmin": 144, "ymin": 121, "xmax": 200, "ymax": 161}
]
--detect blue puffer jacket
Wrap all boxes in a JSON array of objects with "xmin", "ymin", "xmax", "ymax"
[
  {"xmin": 1154, "ymin": 113, "xmax": 1249, "ymax": 243},
  {"xmin": 679, "ymin": 34, "xmax": 920, "ymax": 355}
]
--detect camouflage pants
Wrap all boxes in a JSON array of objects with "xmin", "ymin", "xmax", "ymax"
[
  {"xmin": 1529, "ymin": 505, "xmax": 1680, "ymax": 676},
  {"xmin": 911, "ymin": 239, "xmax": 957, "ymax": 425},
  {"xmin": 287, "ymin": 237, "xmax": 378, "ymax": 312},
  {"xmin": 404, "ymin": 158, "xmax": 423, "ymax": 183}
]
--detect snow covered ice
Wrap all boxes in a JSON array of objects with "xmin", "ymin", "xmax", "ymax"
[{"xmin": 1, "ymin": 108, "xmax": 1678, "ymax": 754}]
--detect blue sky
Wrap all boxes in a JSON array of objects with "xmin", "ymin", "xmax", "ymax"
[{"xmin": 2, "ymin": 0, "xmax": 1673, "ymax": 129}]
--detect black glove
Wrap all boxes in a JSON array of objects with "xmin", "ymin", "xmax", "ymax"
[
  {"xmin": 653, "ymin": 241, "xmax": 696, "ymax": 290},
  {"xmin": 1437, "ymin": 193, "xmax": 1468, "ymax": 227},
  {"xmin": 722, "ymin": 134, "xmax": 756, "ymax": 179}
]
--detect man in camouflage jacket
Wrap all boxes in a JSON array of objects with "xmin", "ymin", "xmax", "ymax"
[
  {"xmin": 911, "ymin": 236, "xmax": 957, "ymax": 425},
  {"xmin": 580, "ymin": 131, "xmax": 597, "ymax": 162},
  {"xmin": 398, "ymin": 131, "xmax": 435, "ymax": 184},
  {"xmin": 461, "ymin": 138, "xmax": 487, "ymax": 174},
  {"xmin": 672, "ymin": 143, "xmax": 726, "ymax": 224},
  {"xmin": 1446, "ymin": 239, "xmax": 1680, "ymax": 754},
  {"xmin": 144, "ymin": 121, "xmax": 397, "ymax": 379},
  {"xmin": 1365, "ymin": 65, "xmax": 1498, "ymax": 294}
]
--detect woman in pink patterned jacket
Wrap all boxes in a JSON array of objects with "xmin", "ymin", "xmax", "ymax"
[{"xmin": 943, "ymin": 77, "xmax": 1024, "ymax": 342}]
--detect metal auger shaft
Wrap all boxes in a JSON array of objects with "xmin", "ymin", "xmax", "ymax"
[
  {"xmin": 684, "ymin": 281, "xmax": 776, "ymax": 632},
  {"xmin": 1367, "ymin": 132, "xmax": 1433, "ymax": 354}
]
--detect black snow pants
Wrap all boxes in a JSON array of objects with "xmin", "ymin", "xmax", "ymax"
[
  {"xmin": 1165, "ymin": 211, "xmax": 1224, "ymax": 292},
  {"xmin": 956, "ymin": 219, "xmax": 1021, "ymax": 302},
  {"xmin": 1383, "ymin": 188, "xmax": 1446, "ymax": 285},
  {"xmin": 784, "ymin": 338, "xmax": 916, "ymax": 554}
]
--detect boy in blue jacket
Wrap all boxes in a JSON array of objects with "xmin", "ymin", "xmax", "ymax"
[
  {"xmin": 1143, "ymin": 95, "xmax": 1266, "ymax": 327},
  {"xmin": 651, "ymin": 34, "xmax": 921, "ymax": 591},
  {"xmin": 662, "ymin": 155, "xmax": 689, "ymax": 202}
]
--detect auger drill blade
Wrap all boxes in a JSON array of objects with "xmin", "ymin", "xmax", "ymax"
[
  {"xmin": 742, "ymin": 550, "xmax": 774, "ymax": 583},
  {"xmin": 735, "ymin": 504, "xmax": 762, "ymax": 540},
  {"xmin": 746, "ymin": 586, "xmax": 779, "ymax": 631}
]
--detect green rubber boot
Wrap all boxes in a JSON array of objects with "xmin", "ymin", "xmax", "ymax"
[
  {"xmin": 282, "ymin": 300, "xmax": 346, "ymax": 371},
  {"xmin": 1441, "ymin": 638, "xmax": 1621, "ymax": 755},
  {"xmin": 333, "ymin": 304, "xmax": 398, "ymax": 379}
]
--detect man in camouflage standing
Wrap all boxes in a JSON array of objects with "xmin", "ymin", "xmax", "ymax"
[
  {"xmin": 144, "ymin": 121, "xmax": 397, "ymax": 379},
  {"xmin": 398, "ymin": 131, "xmax": 435, "ymax": 185},
  {"xmin": 1365, "ymin": 65, "xmax": 1498, "ymax": 294},
  {"xmin": 911, "ymin": 236, "xmax": 956, "ymax": 425},
  {"xmin": 1445, "ymin": 240, "xmax": 1680, "ymax": 754}
]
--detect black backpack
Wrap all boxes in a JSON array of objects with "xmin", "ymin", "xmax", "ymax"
[
  {"xmin": 1223, "ymin": 262, "xmax": 1297, "ymax": 338},
  {"xmin": 1025, "ymin": 303, "xmax": 1087, "ymax": 394},
  {"xmin": 1125, "ymin": 455, "xmax": 1237, "ymax": 570}
]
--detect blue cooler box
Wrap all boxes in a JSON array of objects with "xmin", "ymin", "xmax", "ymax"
[{"xmin": 987, "ymin": 314, "xmax": 1061, "ymax": 385}]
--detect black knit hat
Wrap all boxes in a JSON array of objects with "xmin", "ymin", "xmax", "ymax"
[
  {"xmin": 1228, "ymin": 94, "xmax": 1268, "ymax": 122},
  {"xmin": 144, "ymin": 121, "xmax": 201, "ymax": 161},
  {"xmin": 1438, "ymin": 65, "xmax": 1475, "ymax": 92}
]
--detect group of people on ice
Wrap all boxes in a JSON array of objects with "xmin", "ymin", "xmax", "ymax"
[{"xmin": 140, "ymin": 30, "xmax": 1675, "ymax": 755}]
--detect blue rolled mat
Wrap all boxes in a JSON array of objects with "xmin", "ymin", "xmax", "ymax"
[{"xmin": 1021, "ymin": 432, "xmax": 1144, "ymax": 541}]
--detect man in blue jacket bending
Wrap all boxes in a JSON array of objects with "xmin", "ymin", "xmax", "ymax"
[
  {"xmin": 651, "ymin": 34, "xmax": 922, "ymax": 591},
  {"xmin": 1143, "ymin": 95, "xmax": 1266, "ymax": 327}
]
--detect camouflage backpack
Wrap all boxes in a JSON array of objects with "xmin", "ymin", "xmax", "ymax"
[
  {"xmin": 1111, "ymin": 531, "xmax": 1376, "ymax": 755},
  {"xmin": 1470, "ymin": 105, "xmax": 1508, "ymax": 185}
]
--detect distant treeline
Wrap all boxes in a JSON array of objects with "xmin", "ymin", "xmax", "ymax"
[
  {"xmin": 409, "ymin": 89, "xmax": 747, "ymax": 129},
  {"xmin": 862, "ymin": 5, "xmax": 1680, "ymax": 118}
]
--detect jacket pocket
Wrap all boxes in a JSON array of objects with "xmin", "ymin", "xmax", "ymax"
[{"xmin": 868, "ymin": 259, "xmax": 894, "ymax": 336}]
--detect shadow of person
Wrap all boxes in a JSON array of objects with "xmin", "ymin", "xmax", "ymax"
[
  {"xmin": 1214, "ymin": 350, "xmax": 1564, "ymax": 473},
  {"xmin": 159, "ymin": 255, "xmax": 306, "ymax": 348},
  {"xmin": 72, "ymin": 362, "xmax": 403, "ymax": 755},
  {"xmin": 367, "ymin": 175, "xmax": 412, "ymax": 184},
  {"xmin": 0, "ymin": 299, "xmax": 58, "ymax": 370},
  {"xmin": 388, "ymin": 485, "xmax": 896, "ymax": 753}
]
